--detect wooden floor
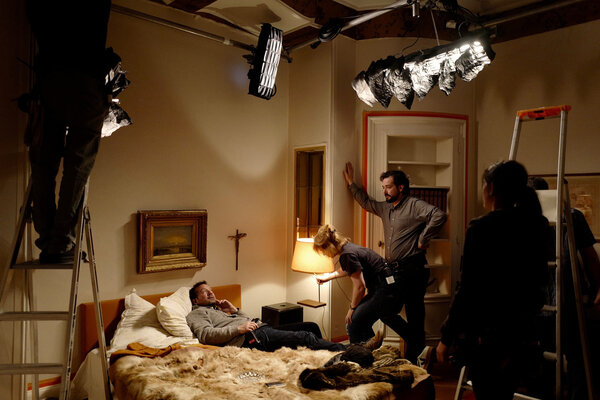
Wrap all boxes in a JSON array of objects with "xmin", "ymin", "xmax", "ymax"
[{"xmin": 430, "ymin": 361, "xmax": 475, "ymax": 400}]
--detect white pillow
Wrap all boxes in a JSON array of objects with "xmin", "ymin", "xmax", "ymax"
[
  {"xmin": 108, "ymin": 289, "xmax": 197, "ymax": 355},
  {"xmin": 156, "ymin": 286, "xmax": 194, "ymax": 338}
]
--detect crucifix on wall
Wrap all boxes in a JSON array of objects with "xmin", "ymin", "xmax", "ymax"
[{"xmin": 228, "ymin": 229, "xmax": 247, "ymax": 271}]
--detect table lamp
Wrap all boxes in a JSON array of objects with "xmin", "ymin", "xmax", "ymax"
[{"xmin": 291, "ymin": 238, "xmax": 334, "ymax": 308}]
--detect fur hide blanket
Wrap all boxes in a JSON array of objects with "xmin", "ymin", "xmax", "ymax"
[{"xmin": 109, "ymin": 345, "xmax": 432, "ymax": 400}]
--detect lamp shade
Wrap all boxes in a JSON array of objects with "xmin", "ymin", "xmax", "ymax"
[{"xmin": 291, "ymin": 238, "xmax": 334, "ymax": 274}]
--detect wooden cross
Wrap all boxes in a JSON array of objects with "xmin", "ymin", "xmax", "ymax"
[{"xmin": 228, "ymin": 229, "xmax": 247, "ymax": 271}]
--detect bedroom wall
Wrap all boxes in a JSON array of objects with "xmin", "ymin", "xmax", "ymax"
[
  {"xmin": 285, "ymin": 40, "xmax": 334, "ymax": 337},
  {"xmin": 1, "ymin": 0, "xmax": 291, "ymax": 390},
  {"xmin": 475, "ymin": 20, "xmax": 600, "ymax": 213},
  {"xmin": 86, "ymin": 0, "xmax": 291, "ymax": 310},
  {"xmin": 284, "ymin": 35, "xmax": 360, "ymax": 341},
  {"xmin": 329, "ymin": 36, "xmax": 362, "ymax": 340}
]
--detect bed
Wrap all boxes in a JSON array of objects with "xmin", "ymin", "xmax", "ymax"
[{"xmin": 73, "ymin": 284, "xmax": 434, "ymax": 400}]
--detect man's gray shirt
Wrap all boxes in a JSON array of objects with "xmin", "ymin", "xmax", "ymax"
[
  {"xmin": 349, "ymin": 183, "xmax": 447, "ymax": 262},
  {"xmin": 186, "ymin": 305, "xmax": 264, "ymax": 347}
]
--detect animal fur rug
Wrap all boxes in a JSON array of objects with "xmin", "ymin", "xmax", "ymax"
[{"xmin": 109, "ymin": 345, "xmax": 431, "ymax": 400}]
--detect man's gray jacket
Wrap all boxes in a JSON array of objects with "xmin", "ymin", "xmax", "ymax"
[{"xmin": 186, "ymin": 305, "xmax": 263, "ymax": 347}]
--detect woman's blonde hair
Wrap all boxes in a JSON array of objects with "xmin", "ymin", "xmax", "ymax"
[{"xmin": 313, "ymin": 224, "xmax": 349, "ymax": 256}]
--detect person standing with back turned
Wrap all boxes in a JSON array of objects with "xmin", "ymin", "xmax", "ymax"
[
  {"xmin": 436, "ymin": 160, "xmax": 550, "ymax": 399},
  {"xmin": 343, "ymin": 162, "xmax": 446, "ymax": 363},
  {"xmin": 26, "ymin": 0, "xmax": 111, "ymax": 263}
]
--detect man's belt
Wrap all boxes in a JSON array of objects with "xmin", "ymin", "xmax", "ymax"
[{"xmin": 380, "ymin": 252, "xmax": 426, "ymax": 286}]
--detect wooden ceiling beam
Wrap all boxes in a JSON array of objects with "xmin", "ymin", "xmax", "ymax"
[{"xmin": 144, "ymin": 0, "xmax": 600, "ymax": 48}]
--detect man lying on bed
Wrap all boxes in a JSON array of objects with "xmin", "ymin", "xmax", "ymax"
[{"xmin": 187, "ymin": 281, "xmax": 383, "ymax": 352}]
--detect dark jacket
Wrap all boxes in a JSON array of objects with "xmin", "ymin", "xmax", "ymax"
[{"xmin": 441, "ymin": 208, "xmax": 550, "ymax": 346}]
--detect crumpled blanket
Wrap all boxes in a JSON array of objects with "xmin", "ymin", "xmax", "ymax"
[{"xmin": 300, "ymin": 345, "xmax": 426, "ymax": 391}]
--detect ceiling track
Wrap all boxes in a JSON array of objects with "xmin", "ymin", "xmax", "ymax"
[
  {"xmin": 111, "ymin": 4, "xmax": 292, "ymax": 62},
  {"xmin": 111, "ymin": 0, "xmax": 586, "ymax": 61},
  {"xmin": 287, "ymin": 0, "xmax": 412, "ymax": 53}
]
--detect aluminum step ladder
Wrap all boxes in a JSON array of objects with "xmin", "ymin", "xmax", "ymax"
[
  {"xmin": 0, "ymin": 179, "xmax": 111, "ymax": 400},
  {"xmin": 454, "ymin": 105, "xmax": 594, "ymax": 400}
]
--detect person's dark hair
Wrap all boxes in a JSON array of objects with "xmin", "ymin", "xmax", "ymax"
[
  {"xmin": 527, "ymin": 176, "xmax": 549, "ymax": 190},
  {"xmin": 189, "ymin": 280, "xmax": 207, "ymax": 301},
  {"xmin": 483, "ymin": 160, "xmax": 542, "ymax": 215},
  {"xmin": 379, "ymin": 170, "xmax": 410, "ymax": 194}
]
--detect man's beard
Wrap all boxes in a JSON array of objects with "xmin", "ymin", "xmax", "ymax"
[
  {"xmin": 385, "ymin": 193, "xmax": 399, "ymax": 203},
  {"xmin": 200, "ymin": 297, "xmax": 216, "ymax": 306}
]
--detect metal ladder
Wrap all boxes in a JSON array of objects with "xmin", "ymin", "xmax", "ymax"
[
  {"xmin": 454, "ymin": 105, "xmax": 594, "ymax": 400},
  {"xmin": 0, "ymin": 179, "xmax": 111, "ymax": 400}
]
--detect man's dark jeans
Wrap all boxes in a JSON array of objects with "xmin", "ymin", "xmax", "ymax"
[
  {"xmin": 30, "ymin": 68, "xmax": 108, "ymax": 253},
  {"xmin": 244, "ymin": 325, "xmax": 346, "ymax": 352},
  {"xmin": 348, "ymin": 265, "xmax": 429, "ymax": 363}
]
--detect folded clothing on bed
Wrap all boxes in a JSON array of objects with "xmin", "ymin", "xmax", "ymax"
[{"xmin": 109, "ymin": 342, "xmax": 218, "ymax": 364}]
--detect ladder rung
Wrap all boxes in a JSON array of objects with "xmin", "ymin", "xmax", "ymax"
[
  {"xmin": 11, "ymin": 260, "xmax": 74, "ymax": 270},
  {"xmin": 541, "ymin": 305, "xmax": 557, "ymax": 313},
  {"xmin": 0, "ymin": 311, "xmax": 69, "ymax": 321},
  {"xmin": 547, "ymin": 261, "xmax": 557, "ymax": 268},
  {"xmin": 0, "ymin": 363, "xmax": 63, "ymax": 375},
  {"xmin": 543, "ymin": 351, "xmax": 557, "ymax": 361}
]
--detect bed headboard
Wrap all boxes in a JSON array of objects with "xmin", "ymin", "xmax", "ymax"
[{"xmin": 76, "ymin": 284, "xmax": 242, "ymax": 364}]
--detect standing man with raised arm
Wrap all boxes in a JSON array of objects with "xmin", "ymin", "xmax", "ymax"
[{"xmin": 343, "ymin": 162, "xmax": 446, "ymax": 363}]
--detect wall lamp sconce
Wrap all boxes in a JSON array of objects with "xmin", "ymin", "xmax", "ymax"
[{"xmin": 352, "ymin": 31, "xmax": 495, "ymax": 109}]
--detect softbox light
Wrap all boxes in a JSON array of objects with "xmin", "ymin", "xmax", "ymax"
[
  {"xmin": 248, "ymin": 23, "xmax": 283, "ymax": 100},
  {"xmin": 352, "ymin": 31, "xmax": 495, "ymax": 109}
]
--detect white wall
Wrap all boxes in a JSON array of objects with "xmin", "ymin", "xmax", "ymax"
[
  {"xmin": 329, "ymin": 36, "xmax": 360, "ymax": 340},
  {"xmin": 285, "ymin": 41, "xmax": 334, "ymax": 337},
  {"xmin": 88, "ymin": 3, "xmax": 290, "ymax": 310},
  {"xmin": 475, "ymin": 20, "xmax": 600, "ymax": 204}
]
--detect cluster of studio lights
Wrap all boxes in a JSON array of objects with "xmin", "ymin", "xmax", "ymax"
[{"xmin": 352, "ymin": 32, "xmax": 495, "ymax": 109}]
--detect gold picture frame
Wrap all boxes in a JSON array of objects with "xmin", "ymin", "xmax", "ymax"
[
  {"xmin": 538, "ymin": 173, "xmax": 600, "ymax": 239},
  {"xmin": 137, "ymin": 210, "xmax": 207, "ymax": 273}
]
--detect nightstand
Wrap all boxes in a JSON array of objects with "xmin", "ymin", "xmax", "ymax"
[{"xmin": 261, "ymin": 302, "xmax": 303, "ymax": 327}]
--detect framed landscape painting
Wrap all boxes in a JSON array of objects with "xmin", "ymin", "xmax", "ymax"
[{"xmin": 137, "ymin": 210, "xmax": 207, "ymax": 273}]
